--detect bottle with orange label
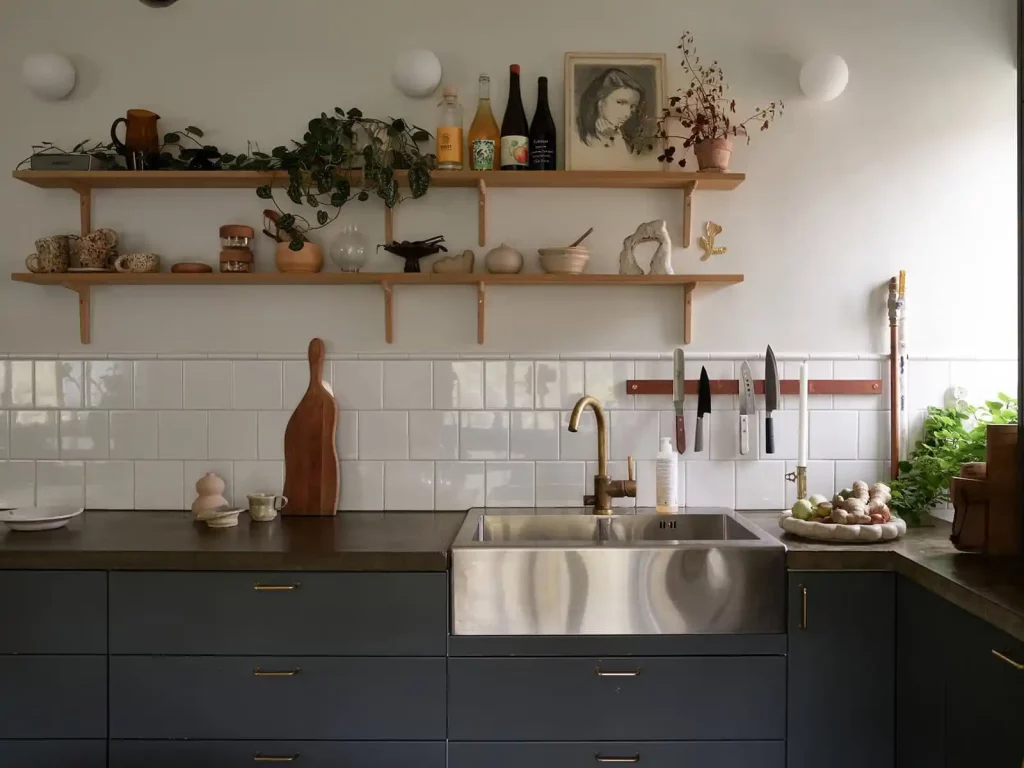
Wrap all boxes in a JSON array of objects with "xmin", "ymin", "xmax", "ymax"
[{"xmin": 436, "ymin": 85, "xmax": 464, "ymax": 171}]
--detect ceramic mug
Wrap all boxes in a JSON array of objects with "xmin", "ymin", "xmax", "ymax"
[
  {"xmin": 26, "ymin": 235, "xmax": 71, "ymax": 273},
  {"xmin": 75, "ymin": 231, "xmax": 114, "ymax": 269},
  {"xmin": 247, "ymin": 493, "xmax": 288, "ymax": 522},
  {"xmin": 115, "ymin": 252, "xmax": 160, "ymax": 273}
]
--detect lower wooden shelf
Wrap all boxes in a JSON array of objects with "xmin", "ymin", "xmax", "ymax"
[{"xmin": 11, "ymin": 271, "xmax": 743, "ymax": 345}]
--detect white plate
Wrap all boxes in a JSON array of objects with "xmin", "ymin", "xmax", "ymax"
[{"xmin": 0, "ymin": 506, "xmax": 84, "ymax": 531}]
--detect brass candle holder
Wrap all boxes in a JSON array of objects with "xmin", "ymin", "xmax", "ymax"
[{"xmin": 785, "ymin": 466, "xmax": 808, "ymax": 501}]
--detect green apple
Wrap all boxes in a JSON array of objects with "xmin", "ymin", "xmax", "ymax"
[{"xmin": 791, "ymin": 499, "xmax": 814, "ymax": 520}]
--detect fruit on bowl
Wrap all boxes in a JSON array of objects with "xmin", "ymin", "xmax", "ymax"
[{"xmin": 780, "ymin": 480, "xmax": 906, "ymax": 542}]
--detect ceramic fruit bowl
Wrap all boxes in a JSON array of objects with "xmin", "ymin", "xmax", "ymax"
[
  {"xmin": 0, "ymin": 506, "xmax": 84, "ymax": 532},
  {"xmin": 779, "ymin": 511, "xmax": 907, "ymax": 543},
  {"xmin": 539, "ymin": 246, "xmax": 590, "ymax": 274}
]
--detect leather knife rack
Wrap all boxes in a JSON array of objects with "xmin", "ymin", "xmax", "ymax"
[{"xmin": 626, "ymin": 378, "xmax": 883, "ymax": 396}]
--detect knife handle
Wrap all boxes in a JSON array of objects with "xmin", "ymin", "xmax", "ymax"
[
  {"xmin": 765, "ymin": 413, "xmax": 775, "ymax": 454},
  {"xmin": 694, "ymin": 416, "xmax": 704, "ymax": 452},
  {"xmin": 675, "ymin": 414, "xmax": 686, "ymax": 454},
  {"xmin": 739, "ymin": 414, "xmax": 750, "ymax": 455}
]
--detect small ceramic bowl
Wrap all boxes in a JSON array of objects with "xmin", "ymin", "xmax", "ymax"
[
  {"xmin": 539, "ymin": 246, "xmax": 590, "ymax": 275},
  {"xmin": 203, "ymin": 507, "xmax": 243, "ymax": 529}
]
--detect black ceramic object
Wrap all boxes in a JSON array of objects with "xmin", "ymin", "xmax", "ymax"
[{"xmin": 379, "ymin": 236, "xmax": 447, "ymax": 273}]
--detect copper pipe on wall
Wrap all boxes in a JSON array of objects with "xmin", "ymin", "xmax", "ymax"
[{"xmin": 887, "ymin": 277, "xmax": 901, "ymax": 479}]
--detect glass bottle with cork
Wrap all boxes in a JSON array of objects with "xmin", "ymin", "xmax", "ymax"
[
  {"xmin": 500, "ymin": 64, "xmax": 529, "ymax": 170},
  {"xmin": 436, "ymin": 85, "xmax": 463, "ymax": 171},
  {"xmin": 468, "ymin": 74, "xmax": 501, "ymax": 170}
]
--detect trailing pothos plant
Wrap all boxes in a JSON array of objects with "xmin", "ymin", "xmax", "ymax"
[
  {"xmin": 249, "ymin": 109, "xmax": 435, "ymax": 250},
  {"xmin": 890, "ymin": 393, "xmax": 1018, "ymax": 526}
]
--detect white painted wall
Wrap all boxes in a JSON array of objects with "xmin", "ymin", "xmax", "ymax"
[{"xmin": 0, "ymin": 0, "xmax": 1016, "ymax": 357}]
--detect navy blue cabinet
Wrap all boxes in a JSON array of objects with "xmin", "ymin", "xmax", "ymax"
[
  {"xmin": 0, "ymin": 741, "xmax": 106, "ymax": 768},
  {"xmin": 787, "ymin": 572, "xmax": 895, "ymax": 768},
  {"xmin": 449, "ymin": 741, "xmax": 786, "ymax": 768}
]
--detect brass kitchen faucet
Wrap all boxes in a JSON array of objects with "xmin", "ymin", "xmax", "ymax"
[{"xmin": 568, "ymin": 395, "xmax": 636, "ymax": 515}]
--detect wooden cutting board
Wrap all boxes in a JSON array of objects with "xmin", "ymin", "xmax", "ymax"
[{"xmin": 282, "ymin": 338, "xmax": 338, "ymax": 516}]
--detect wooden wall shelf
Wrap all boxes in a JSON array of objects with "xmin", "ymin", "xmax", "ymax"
[
  {"xmin": 12, "ymin": 169, "xmax": 745, "ymax": 247},
  {"xmin": 12, "ymin": 272, "xmax": 743, "ymax": 346},
  {"xmin": 626, "ymin": 378, "xmax": 883, "ymax": 396}
]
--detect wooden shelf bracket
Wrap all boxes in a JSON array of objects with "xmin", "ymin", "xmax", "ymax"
[
  {"xmin": 681, "ymin": 181, "xmax": 697, "ymax": 248},
  {"xmin": 72, "ymin": 184, "xmax": 92, "ymax": 235},
  {"xmin": 477, "ymin": 281, "xmax": 486, "ymax": 344},
  {"xmin": 477, "ymin": 179, "xmax": 487, "ymax": 247},
  {"xmin": 383, "ymin": 207, "xmax": 395, "ymax": 244},
  {"xmin": 381, "ymin": 280, "xmax": 394, "ymax": 343},
  {"xmin": 58, "ymin": 282, "xmax": 92, "ymax": 344},
  {"xmin": 682, "ymin": 283, "xmax": 695, "ymax": 345}
]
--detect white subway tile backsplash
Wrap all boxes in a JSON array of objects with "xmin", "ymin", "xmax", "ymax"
[
  {"xmin": 435, "ymin": 461, "xmax": 485, "ymax": 509},
  {"xmin": 858, "ymin": 410, "xmax": 891, "ymax": 460},
  {"xmin": 736, "ymin": 461, "xmax": 785, "ymax": 510},
  {"xmin": 433, "ymin": 360, "xmax": 483, "ymax": 409},
  {"xmin": 0, "ymin": 412, "xmax": 7, "ymax": 459},
  {"xmin": 134, "ymin": 361, "xmax": 183, "ymax": 409},
  {"xmin": 0, "ymin": 361, "xmax": 33, "ymax": 408},
  {"xmin": 337, "ymin": 413, "xmax": 358, "ymax": 461},
  {"xmin": 134, "ymin": 461, "xmax": 184, "ymax": 509},
  {"xmin": 109, "ymin": 410, "xmax": 158, "ymax": 459},
  {"xmin": 59, "ymin": 411, "xmax": 109, "ymax": 459},
  {"xmin": 535, "ymin": 461, "xmax": 585, "ymax": 507},
  {"xmin": 907, "ymin": 360, "xmax": 952, "ymax": 413},
  {"xmin": 208, "ymin": 411, "xmax": 258, "ymax": 460},
  {"xmin": 584, "ymin": 360, "xmax": 634, "ymax": 410},
  {"xmin": 486, "ymin": 462, "xmax": 535, "ymax": 507},
  {"xmin": 561, "ymin": 410, "xmax": 598, "ymax": 461},
  {"xmin": 510, "ymin": 411, "xmax": 560, "ymax": 460},
  {"xmin": 233, "ymin": 460, "xmax": 284, "ymax": 501},
  {"xmin": 759, "ymin": 409, "xmax": 798, "ymax": 460},
  {"xmin": 535, "ymin": 361, "xmax": 585, "ymax": 410},
  {"xmin": 233, "ymin": 361, "xmax": 283, "ymax": 410},
  {"xmin": 36, "ymin": 461, "xmax": 84, "ymax": 506},
  {"xmin": 485, "ymin": 361, "xmax": 534, "ymax": 410},
  {"xmin": 184, "ymin": 461, "xmax": 234, "ymax": 508},
  {"xmin": 685, "ymin": 461, "xmax": 735, "ymax": 508},
  {"xmin": 35, "ymin": 360, "xmax": 83, "ymax": 409},
  {"xmin": 10, "ymin": 411, "xmax": 59, "ymax": 459},
  {"xmin": 409, "ymin": 411, "xmax": 459, "ymax": 460},
  {"xmin": 460, "ymin": 411, "xmax": 509, "ymax": 460},
  {"xmin": 834, "ymin": 461, "xmax": 886, "ymax": 493},
  {"xmin": 950, "ymin": 360, "xmax": 1018, "ymax": 403},
  {"xmin": 609, "ymin": 410, "xmax": 660, "ymax": 460},
  {"xmin": 285, "ymin": 360, "xmax": 334, "ymax": 408},
  {"xmin": 159, "ymin": 411, "xmax": 208, "ymax": 460},
  {"xmin": 359, "ymin": 411, "xmax": 409, "ymax": 460},
  {"xmin": 340, "ymin": 461, "xmax": 384, "ymax": 510},
  {"xmin": 384, "ymin": 361, "xmax": 433, "ymax": 409},
  {"xmin": 833, "ymin": 360, "xmax": 885, "ymax": 410},
  {"xmin": 85, "ymin": 361, "xmax": 133, "ymax": 409},
  {"xmin": 183, "ymin": 361, "xmax": 233, "ymax": 410},
  {"xmin": 86, "ymin": 461, "xmax": 134, "ymax": 510},
  {"xmin": 633, "ymin": 360, "xmax": 673, "ymax": 411},
  {"xmin": 257, "ymin": 411, "xmax": 289, "ymax": 460},
  {"xmin": 809, "ymin": 410, "xmax": 859, "ymax": 460},
  {"xmin": 384, "ymin": 461, "xmax": 434, "ymax": 510},
  {"xmin": 710, "ymin": 410, "xmax": 758, "ymax": 461},
  {"xmin": 0, "ymin": 461, "xmax": 35, "ymax": 507}
]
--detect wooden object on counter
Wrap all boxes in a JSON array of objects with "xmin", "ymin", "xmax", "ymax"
[
  {"xmin": 950, "ymin": 477, "xmax": 989, "ymax": 552},
  {"xmin": 282, "ymin": 338, "xmax": 338, "ymax": 516},
  {"xmin": 985, "ymin": 425, "xmax": 1019, "ymax": 555}
]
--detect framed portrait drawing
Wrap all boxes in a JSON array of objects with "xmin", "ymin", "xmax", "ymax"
[{"xmin": 564, "ymin": 52, "xmax": 666, "ymax": 171}]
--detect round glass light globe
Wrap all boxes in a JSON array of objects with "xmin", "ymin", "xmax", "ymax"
[
  {"xmin": 22, "ymin": 53, "xmax": 76, "ymax": 101},
  {"xmin": 393, "ymin": 50, "xmax": 442, "ymax": 98},
  {"xmin": 799, "ymin": 55, "xmax": 849, "ymax": 102}
]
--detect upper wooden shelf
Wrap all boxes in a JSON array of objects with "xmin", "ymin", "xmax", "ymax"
[{"xmin": 12, "ymin": 169, "xmax": 745, "ymax": 191}]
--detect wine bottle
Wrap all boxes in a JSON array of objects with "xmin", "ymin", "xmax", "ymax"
[
  {"xmin": 468, "ymin": 75, "xmax": 501, "ymax": 170},
  {"xmin": 436, "ymin": 85, "xmax": 464, "ymax": 170},
  {"xmin": 528, "ymin": 76, "xmax": 556, "ymax": 170},
  {"xmin": 500, "ymin": 64, "xmax": 529, "ymax": 171}
]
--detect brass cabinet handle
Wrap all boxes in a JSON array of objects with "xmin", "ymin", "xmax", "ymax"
[
  {"xmin": 595, "ymin": 755, "xmax": 640, "ymax": 763},
  {"xmin": 253, "ymin": 667, "xmax": 301, "ymax": 677},
  {"xmin": 800, "ymin": 585, "xmax": 808, "ymax": 630},
  {"xmin": 253, "ymin": 755, "xmax": 299, "ymax": 763},
  {"xmin": 595, "ymin": 668, "xmax": 641, "ymax": 677},
  {"xmin": 992, "ymin": 650, "xmax": 1024, "ymax": 670},
  {"xmin": 253, "ymin": 583, "xmax": 299, "ymax": 591}
]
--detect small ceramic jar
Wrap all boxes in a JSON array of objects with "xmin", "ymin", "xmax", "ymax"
[{"xmin": 485, "ymin": 243, "xmax": 524, "ymax": 274}]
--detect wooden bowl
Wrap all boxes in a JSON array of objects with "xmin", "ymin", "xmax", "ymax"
[
  {"xmin": 171, "ymin": 262, "xmax": 213, "ymax": 274},
  {"xmin": 539, "ymin": 246, "xmax": 590, "ymax": 275}
]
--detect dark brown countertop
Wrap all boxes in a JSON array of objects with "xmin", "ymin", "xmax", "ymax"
[
  {"xmin": 743, "ymin": 512, "xmax": 1024, "ymax": 642},
  {"xmin": 0, "ymin": 511, "xmax": 467, "ymax": 572}
]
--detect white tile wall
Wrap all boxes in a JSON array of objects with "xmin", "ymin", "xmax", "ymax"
[{"xmin": 0, "ymin": 355, "xmax": 1013, "ymax": 511}]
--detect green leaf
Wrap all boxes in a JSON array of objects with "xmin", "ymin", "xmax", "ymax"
[
  {"xmin": 317, "ymin": 210, "xmax": 330, "ymax": 226},
  {"xmin": 286, "ymin": 184, "xmax": 303, "ymax": 205},
  {"xmin": 408, "ymin": 165, "xmax": 430, "ymax": 199},
  {"xmin": 163, "ymin": 132, "xmax": 181, "ymax": 144},
  {"xmin": 185, "ymin": 126, "xmax": 204, "ymax": 138},
  {"xmin": 391, "ymin": 118, "xmax": 407, "ymax": 133},
  {"xmin": 411, "ymin": 129, "xmax": 431, "ymax": 143},
  {"xmin": 256, "ymin": 185, "xmax": 273, "ymax": 200},
  {"xmin": 278, "ymin": 213, "xmax": 296, "ymax": 230},
  {"xmin": 347, "ymin": 108, "xmax": 363, "ymax": 118},
  {"xmin": 330, "ymin": 192, "xmax": 346, "ymax": 207},
  {"xmin": 305, "ymin": 194, "xmax": 320, "ymax": 208},
  {"xmin": 357, "ymin": 190, "xmax": 370, "ymax": 202},
  {"xmin": 289, "ymin": 235, "xmax": 305, "ymax": 251},
  {"xmin": 272, "ymin": 145, "xmax": 288, "ymax": 159}
]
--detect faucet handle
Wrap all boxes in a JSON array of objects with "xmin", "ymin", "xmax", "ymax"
[{"xmin": 627, "ymin": 456, "xmax": 635, "ymax": 482}]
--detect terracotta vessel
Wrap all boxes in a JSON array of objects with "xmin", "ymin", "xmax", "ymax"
[
  {"xmin": 694, "ymin": 138, "xmax": 733, "ymax": 172},
  {"xmin": 275, "ymin": 241, "xmax": 324, "ymax": 273}
]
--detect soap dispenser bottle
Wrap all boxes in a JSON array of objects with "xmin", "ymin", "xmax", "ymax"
[{"xmin": 656, "ymin": 437, "xmax": 678, "ymax": 513}]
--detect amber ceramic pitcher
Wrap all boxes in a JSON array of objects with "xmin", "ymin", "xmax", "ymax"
[{"xmin": 110, "ymin": 109, "xmax": 161, "ymax": 169}]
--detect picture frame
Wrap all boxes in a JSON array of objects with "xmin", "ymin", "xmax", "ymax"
[{"xmin": 564, "ymin": 52, "xmax": 667, "ymax": 171}]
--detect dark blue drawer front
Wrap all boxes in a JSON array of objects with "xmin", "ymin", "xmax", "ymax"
[
  {"xmin": 449, "ymin": 656, "xmax": 786, "ymax": 741},
  {"xmin": 110, "ymin": 656, "xmax": 446, "ymax": 740},
  {"xmin": 0, "ymin": 657, "xmax": 106, "ymax": 738},
  {"xmin": 0, "ymin": 571, "xmax": 106, "ymax": 654},
  {"xmin": 109, "ymin": 571, "xmax": 446, "ymax": 655},
  {"xmin": 0, "ymin": 740, "xmax": 106, "ymax": 768},
  {"xmin": 110, "ymin": 740, "xmax": 446, "ymax": 768},
  {"xmin": 449, "ymin": 741, "xmax": 785, "ymax": 768}
]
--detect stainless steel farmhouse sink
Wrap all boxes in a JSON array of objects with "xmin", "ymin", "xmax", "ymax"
[{"xmin": 451, "ymin": 509, "xmax": 786, "ymax": 636}]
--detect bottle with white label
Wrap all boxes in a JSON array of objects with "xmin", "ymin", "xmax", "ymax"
[
  {"xmin": 436, "ymin": 85, "xmax": 463, "ymax": 170},
  {"xmin": 656, "ymin": 437, "xmax": 678, "ymax": 514}
]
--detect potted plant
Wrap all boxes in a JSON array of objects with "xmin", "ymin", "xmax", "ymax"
[{"xmin": 657, "ymin": 31, "xmax": 783, "ymax": 172}]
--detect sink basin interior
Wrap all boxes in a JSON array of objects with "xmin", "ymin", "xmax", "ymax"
[{"xmin": 469, "ymin": 512, "xmax": 760, "ymax": 545}]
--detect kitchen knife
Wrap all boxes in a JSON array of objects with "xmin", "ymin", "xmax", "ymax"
[
  {"xmin": 738, "ymin": 361, "xmax": 755, "ymax": 456},
  {"xmin": 695, "ymin": 366, "xmax": 711, "ymax": 452},
  {"xmin": 764, "ymin": 345, "xmax": 781, "ymax": 454},
  {"xmin": 672, "ymin": 348, "xmax": 686, "ymax": 453}
]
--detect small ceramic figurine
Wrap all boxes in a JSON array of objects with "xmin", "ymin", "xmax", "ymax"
[
  {"xmin": 191, "ymin": 472, "xmax": 230, "ymax": 520},
  {"xmin": 433, "ymin": 249, "xmax": 475, "ymax": 274},
  {"xmin": 618, "ymin": 220, "xmax": 674, "ymax": 275}
]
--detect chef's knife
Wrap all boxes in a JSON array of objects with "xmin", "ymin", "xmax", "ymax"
[
  {"xmin": 738, "ymin": 361, "xmax": 755, "ymax": 456},
  {"xmin": 695, "ymin": 366, "xmax": 711, "ymax": 452},
  {"xmin": 764, "ymin": 345, "xmax": 781, "ymax": 454},
  {"xmin": 672, "ymin": 348, "xmax": 686, "ymax": 453}
]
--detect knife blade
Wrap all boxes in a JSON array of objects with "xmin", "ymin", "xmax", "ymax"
[
  {"xmin": 672, "ymin": 348, "xmax": 686, "ymax": 453},
  {"xmin": 738, "ymin": 361, "xmax": 755, "ymax": 456},
  {"xmin": 695, "ymin": 366, "xmax": 711, "ymax": 452},
  {"xmin": 764, "ymin": 345, "xmax": 781, "ymax": 454}
]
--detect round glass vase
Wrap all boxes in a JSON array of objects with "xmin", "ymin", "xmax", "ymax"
[{"xmin": 329, "ymin": 224, "xmax": 369, "ymax": 272}]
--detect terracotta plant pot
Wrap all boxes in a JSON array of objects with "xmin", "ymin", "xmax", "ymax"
[
  {"xmin": 694, "ymin": 138, "xmax": 733, "ymax": 172},
  {"xmin": 275, "ymin": 241, "xmax": 324, "ymax": 273}
]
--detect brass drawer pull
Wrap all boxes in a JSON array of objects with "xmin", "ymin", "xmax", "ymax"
[
  {"xmin": 800, "ymin": 585, "xmax": 808, "ymax": 630},
  {"xmin": 253, "ymin": 755, "xmax": 299, "ymax": 763},
  {"xmin": 595, "ymin": 755, "xmax": 640, "ymax": 763},
  {"xmin": 253, "ymin": 583, "xmax": 299, "ymax": 591},
  {"xmin": 992, "ymin": 650, "xmax": 1024, "ymax": 670},
  {"xmin": 253, "ymin": 667, "xmax": 301, "ymax": 677},
  {"xmin": 595, "ymin": 668, "xmax": 641, "ymax": 677}
]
